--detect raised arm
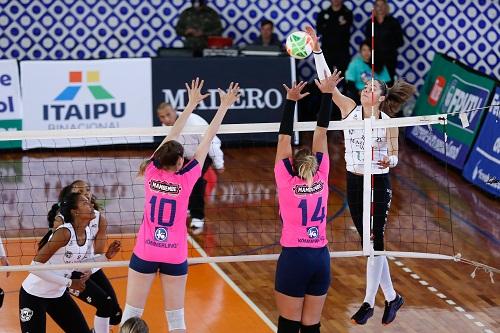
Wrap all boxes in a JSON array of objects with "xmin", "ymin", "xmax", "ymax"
[
  {"xmin": 305, "ymin": 26, "xmax": 356, "ymax": 118},
  {"xmin": 275, "ymin": 81, "xmax": 310, "ymax": 164},
  {"xmin": 312, "ymin": 72, "xmax": 343, "ymax": 154},
  {"xmin": 194, "ymin": 82, "xmax": 240, "ymax": 167},
  {"xmin": 155, "ymin": 78, "xmax": 209, "ymax": 154}
]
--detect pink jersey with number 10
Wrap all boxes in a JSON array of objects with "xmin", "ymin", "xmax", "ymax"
[
  {"xmin": 274, "ymin": 152, "xmax": 329, "ymax": 248},
  {"xmin": 133, "ymin": 159, "xmax": 201, "ymax": 264}
]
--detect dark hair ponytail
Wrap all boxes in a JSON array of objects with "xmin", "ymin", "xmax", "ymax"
[
  {"xmin": 379, "ymin": 79, "xmax": 416, "ymax": 116},
  {"xmin": 38, "ymin": 193, "xmax": 81, "ymax": 250}
]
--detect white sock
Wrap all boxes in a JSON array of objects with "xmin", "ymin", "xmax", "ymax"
[
  {"xmin": 363, "ymin": 256, "xmax": 384, "ymax": 307},
  {"xmin": 93, "ymin": 316, "xmax": 109, "ymax": 333},
  {"xmin": 380, "ymin": 256, "xmax": 397, "ymax": 302},
  {"xmin": 120, "ymin": 304, "xmax": 144, "ymax": 327}
]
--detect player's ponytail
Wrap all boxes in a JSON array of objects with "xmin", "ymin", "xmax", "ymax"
[
  {"xmin": 379, "ymin": 79, "xmax": 415, "ymax": 116},
  {"xmin": 293, "ymin": 148, "xmax": 318, "ymax": 186}
]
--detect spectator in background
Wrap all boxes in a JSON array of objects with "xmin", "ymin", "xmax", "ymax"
[
  {"xmin": 345, "ymin": 39, "xmax": 391, "ymax": 104},
  {"xmin": 120, "ymin": 317, "xmax": 149, "ymax": 333},
  {"xmin": 364, "ymin": 0, "xmax": 403, "ymax": 81},
  {"xmin": 175, "ymin": 0, "xmax": 223, "ymax": 56},
  {"xmin": 316, "ymin": 0, "xmax": 353, "ymax": 74},
  {"xmin": 252, "ymin": 19, "xmax": 282, "ymax": 48},
  {"xmin": 157, "ymin": 102, "xmax": 224, "ymax": 233}
]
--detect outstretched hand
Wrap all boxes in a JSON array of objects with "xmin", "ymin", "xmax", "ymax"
[
  {"xmin": 218, "ymin": 82, "xmax": 240, "ymax": 109},
  {"xmin": 186, "ymin": 77, "xmax": 210, "ymax": 106},
  {"xmin": 105, "ymin": 240, "xmax": 121, "ymax": 260},
  {"xmin": 314, "ymin": 69, "xmax": 343, "ymax": 94},
  {"xmin": 283, "ymin": 81, "xmax": 310, "ymax": 101},
  {"xmin": 304, "ymin": 26, "xmax": 320, "ymax": 52}
]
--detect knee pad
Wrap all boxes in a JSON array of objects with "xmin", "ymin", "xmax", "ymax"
[
  {"xmin": 96, "ymin": 296, "xmax": 114, "ymax": 319},
  {"xmin": 110, "ymin": 305, "xmax": 123, "ymax": 326},
  {"xmin": 120, "ymin": 304, "xmax": 144, "ymax": 327},
  {"xmin": 278, "ymin": 316, "xmax": 301, "ymax": 333},
  {"xmin": 166, "ymin": 308, "xmax": 186, "ymax": 331},
  {"xmin": 0, "ymin": 287, "xmax": 4, "ymax": 308},
  {"xmin": 301, "ymin": 322, "xmax": 321, "ymax": 333}
]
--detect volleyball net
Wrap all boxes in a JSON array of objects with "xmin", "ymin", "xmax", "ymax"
[{"xmin": 0, "ymin": 113, "xmax": 498, "ymax": 276}]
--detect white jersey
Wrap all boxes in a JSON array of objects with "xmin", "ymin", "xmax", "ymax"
[
  {"xmin": 22, "ymin": 223, "xmax": 92, "ymax": 298},
  {"xmin": 343, "ymin": 106, "xmax": 390, "ymax": 175}
]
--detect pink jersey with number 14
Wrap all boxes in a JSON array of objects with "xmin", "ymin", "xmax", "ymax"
[
  {"xmin": 133, "ymin": 159, "xmax": 201, "ymax": 264},
  {"xmin": 274, "ymin": 152, "xmax": 329, "ymax": 248}
]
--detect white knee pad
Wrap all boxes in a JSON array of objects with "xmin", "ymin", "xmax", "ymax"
[
  {"xmin": 166, "ymin": 308, "xmax": 186, "ymax": 331},
  {"xmin": 120, "ymin": 304, "xmax": 144, "ymax": 327}
]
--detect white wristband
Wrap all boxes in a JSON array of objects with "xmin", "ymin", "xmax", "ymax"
[{"xmin": 389, "ymin": 155, "xmax": 398, "ymax": 168}]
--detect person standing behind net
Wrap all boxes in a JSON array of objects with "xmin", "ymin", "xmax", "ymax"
[
  {"xmin": 120, "ymin": 78, "xmax": 240, "ymax": 332},
  {"xmin": 157, "ymin": 103, "xmax": 225, "ymax": 233},
  {"xmin": 306, "ymin": 26, "xmax": 414, "ymax": 326},
  {"xmin": 175, "ymin": 0, "xmax": 223, "ymax": 56},
  {"xmin": 364, "ymin": 0, "xmax": 404, "ymax": 82},
  {"xmin": 316, "ymin": 0, "xmax": 352, "ymax": 75},
  {"xmin": 274, "ymin": 72, "xmax": 342, "ymax": 333}
]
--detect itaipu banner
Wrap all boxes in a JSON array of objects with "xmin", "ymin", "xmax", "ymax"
[
  {"xmin": 0, "ymin": 59, "xmax": 23, "ymax": 149},
  {"xmin": 462, "ymin": 86, "xmax": 500, "ymax": 197},
  {"xmin": 21, "ymin": 58, "xmax": 153, "ymax": 148},
  {"xmin": 406, "ymin": 53, "xmax": 496, "ymax": 169}
]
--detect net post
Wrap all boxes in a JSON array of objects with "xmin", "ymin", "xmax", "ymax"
[{"xmin": 362, "ymin": 117, "xmax": 374, "ymax": 255}]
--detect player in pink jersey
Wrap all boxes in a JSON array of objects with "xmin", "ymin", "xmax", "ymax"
[
  {"xmin": 274, "ymin": 71, "xmax": 343, "ymax": 333},
  {"xmin": 120, "ymin": 78, "xmax": 240, "ymax": 332}
]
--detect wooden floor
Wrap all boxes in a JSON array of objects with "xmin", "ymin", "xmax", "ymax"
[{"xmin": 0, "ymin": 131, "xmax": 499, "ymax": 332}]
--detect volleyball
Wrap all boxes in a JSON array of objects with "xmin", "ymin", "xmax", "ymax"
[{"xmin": 285, "ymin": 31, "xmax": 313, "ymax": 59}]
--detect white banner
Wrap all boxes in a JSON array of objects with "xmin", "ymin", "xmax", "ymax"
[
  {"xmin": 21, "ymin": 58, "xmax": 153, "ymax": 148},
  {"xmin": 0, "ymin": 59, "xmax": 23, "ymax": 149}
]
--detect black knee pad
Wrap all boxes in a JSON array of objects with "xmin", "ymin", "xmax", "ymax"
[
  {"xmin": 96, "ymin": 295, "xmax": 114, "ymax": 319},
  {"xmin": 0, "ymin": 287, "xmax": 4, "ymax": 308},
  {"xmin": 301, "ymin": 322, "xmax": 321, "ymax": 333},
  {"xmin": 109, "ymin": 305, "xmax": 123, "ymax": 326},
  {"xmin": 278, "ymin": 316, "xmax": 301, "ymax": 333}
]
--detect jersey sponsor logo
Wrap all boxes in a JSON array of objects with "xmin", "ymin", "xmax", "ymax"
[
  {"xmin": 293, "ymin": 181, "xmax": 324, "ymax": 195},
  {"xmin": 154, "ymin": 227, "xmax": 168, "ymax": 242},
  {"xmin": 20, "ymin": 308, "xmax": 34, "ymax": 322},
  {"xmin": 306, "ymin": 226, "xmax": 319, "ymax": 239},
  {"xmin": 149, "ymin": 180, "xmax": 181, "ymax": 195},
  {"xmin": 65, "ymin": 251, "xmax": 73, "ymax": 259},
  {"xmin": 145, "ymin": 239, "xmax": 178, "ymax": 249}
]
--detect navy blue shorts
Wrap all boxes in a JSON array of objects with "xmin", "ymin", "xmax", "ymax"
[
  {"xmin": 275, "ymin": 246, "xmax": 331, "ymax": 297},
  {"xmin": 129, "ymin": 253, "xmax": 188, "ymax": 276}
]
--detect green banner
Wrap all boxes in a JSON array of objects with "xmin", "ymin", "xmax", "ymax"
[
  {"xmin": 407, "ymin": 53, "xmax": 496, "ymax": 169},
  {"xmin": 0, "ymin": 119, "xmax": 22, "ymax": 149}
]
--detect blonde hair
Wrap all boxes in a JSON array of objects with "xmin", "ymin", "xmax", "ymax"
[
  {"xmin": 120, "ymin": 317, "xmax": 149, "ymax": 333},
  {"xmin": 293, "ymin": 148, "xmax": 318, "ymax": 186}
]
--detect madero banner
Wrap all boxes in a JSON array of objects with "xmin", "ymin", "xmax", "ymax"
[
  {"xmin": 152, "ymin": 57, "xmax": 293, "ymax": 143},
  {"xmin": 406, "ymin": 53, "xmax": 496, "ymax": 169},
  {"xmin": 0, "ymin": 59, "xmax": 23, "ymax": 149},
  {"xmin": 21, "ymin": 58, "xmax": 153, "ymax": 148},
  {"xmin": 462, "ymin": 86, "xmax": 500, "ymax": 197}
]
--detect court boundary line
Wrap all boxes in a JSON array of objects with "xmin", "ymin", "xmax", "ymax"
[
  {"xmin": 388, "ymin": 256, "xmax": 494, "ymax": 333},
  {"xmin": 188, "ymin": 235, "xmax": 277, "ymax": 332}
]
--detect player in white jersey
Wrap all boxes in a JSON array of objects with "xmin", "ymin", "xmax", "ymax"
[
  {"xmin": 41, "ymin": 180, "xmax": 122, "ymax": 333},
  {"xmin": 19, "ymin": 193, "xmax": 117, "ymax": 333},
  {"xmin": 306, "ymin": 26, "xmax": 415, "ymax": 326}
]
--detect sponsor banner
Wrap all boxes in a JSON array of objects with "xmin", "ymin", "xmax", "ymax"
[
  {"xmin": 152, "ymin": 57, "xmax": 293, "ymax": 143},
  {"xmin": 406, "ymin": 53, "xmax": 496, "ymax": 169},
  {"xmin": 462, "ymin": 86, "xmax": 500, "ymax": 197},
  {"xmin": 0, "ymin": 60, "xmax": 23, "ymax": 148},
  {"xmin": 21, "ymin": 58, "xmax": 153, "ymax": 148}
]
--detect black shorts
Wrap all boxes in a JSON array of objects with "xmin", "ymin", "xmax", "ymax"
[
  {"xmin": 275, "ymin": 246, "xmax": 331, "ymax": 297},
  {"xmin": 129, "ymin": 253, "xmax": 188, "ymax": 276}
]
